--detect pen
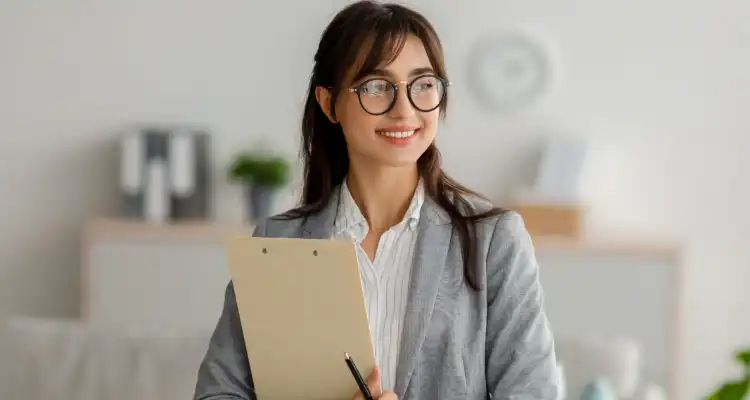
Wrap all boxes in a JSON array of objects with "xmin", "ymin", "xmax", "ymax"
[{"xmin": 345, "ymin": 353, "xmax": 373, "ymax": 400}]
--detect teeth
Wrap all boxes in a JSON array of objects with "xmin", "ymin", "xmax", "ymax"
[{"xmin": 377, "ymin": 130, "xmax": 415, "ymax": 138}]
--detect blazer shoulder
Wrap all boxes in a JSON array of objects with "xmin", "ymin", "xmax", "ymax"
[
  {"xmin": 492, "ymin": 210, "xmax": 527, "ymax": 235},
  {"xmin": 252, "ymin": 209, "xmax": 307, "ymax": 238},
  {"xmin": 484, "ymin": 210, "xmax": 536, "ymax": 275},
  {"xmin": 473, "ymin": 210, "xmax": 528, "ymax": 246},
  {"xmin": 453, "ymin": 192, "xmax": 514, "ymax": 227}
]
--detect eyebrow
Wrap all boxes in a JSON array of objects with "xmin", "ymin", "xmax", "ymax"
[{"xmin": 369, "ymin": 67, "xmax": 435, "ymax": 79}]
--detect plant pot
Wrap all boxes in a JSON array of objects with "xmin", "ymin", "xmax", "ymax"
[{"xmin": 245, "ymin": 184, "xmax": 277, "ymax": 221}]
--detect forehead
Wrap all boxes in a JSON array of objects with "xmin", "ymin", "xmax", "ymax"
[{"xmin": 379, "ymin": 35, "xmax": 432, "ymax": 77}]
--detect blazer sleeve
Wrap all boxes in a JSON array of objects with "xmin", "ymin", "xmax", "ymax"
[
  {"xmin": 193, "ymin": 221, "xmax": 267, "ymax": 400},
  {"xmin": 485, "ymin": 212, "xmax": 561, "ymax": 400}
]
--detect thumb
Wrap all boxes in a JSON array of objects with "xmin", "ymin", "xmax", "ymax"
[{"xmin": 366, "ymin": 366, "xmax": 382, "ymax": 397}]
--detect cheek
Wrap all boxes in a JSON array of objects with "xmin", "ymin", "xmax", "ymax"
[
  {"xmin": 337, "ymin": 98, "xmax": 378, "ymax": 139},
  {"xmin": 420, "ymin": 110, "xmax": 441, "ymax": 138}
]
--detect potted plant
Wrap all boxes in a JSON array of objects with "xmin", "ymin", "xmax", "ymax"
[
  {"xmin": 228, "ymin": 152, "xmax": 291, "ymax": 221},
  {"xmin": 706, "ymin": 347, "xmax": 750, "ymax": 399}
]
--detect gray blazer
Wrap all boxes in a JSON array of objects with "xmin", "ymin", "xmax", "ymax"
[{"xmin": 194, "ymin": 190, "xmax": 560, "ymax": 400}]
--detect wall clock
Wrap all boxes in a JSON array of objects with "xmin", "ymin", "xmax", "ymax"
[{"xmin": 468, "ymin": 31, "xmax": 552, "ymax": 113}]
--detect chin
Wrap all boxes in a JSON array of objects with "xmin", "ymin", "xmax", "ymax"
[
  {"xmin": 383, "ymin": 159, "xmax": 421, "ymax": 168},
  {"xmin": 357, "ymin": 152, "xmax": 419, "ymax": 169},
  {"xmin": 378, "ymin": 151, "xmax": 428, "ymax": 168}
]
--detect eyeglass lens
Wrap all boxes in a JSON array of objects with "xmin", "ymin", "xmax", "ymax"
[{"xmin": 357, "ymin": 75, "xmax": 445, "ymax": 115}]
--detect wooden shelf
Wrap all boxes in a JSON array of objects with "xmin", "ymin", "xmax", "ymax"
[
  {"xmin": 85, "ymin": 218, "xmax": 255, "ymax": 243},
  {"xmin": 84, "ymin": 218, "xmax": 680, "ymax": 258},
  {"xmin": 531, "ymin": 235, "xmax": 680, "ymax": 259}
]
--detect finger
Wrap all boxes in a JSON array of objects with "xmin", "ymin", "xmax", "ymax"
[
  {"xmin": 351, "ymin": 367, "xmax": 381, "ymax": 400},
  {"xmin": 366, "ymin": 366, "xmax": 382, "ymax": 397},
  {"xmin": 379, "ymin": 391, "xmax": 398, "ymax": 400}
]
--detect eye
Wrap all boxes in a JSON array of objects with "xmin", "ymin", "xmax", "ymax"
[
  {"xmin": 412, "ymin": 76, "xmax": 437, "ymax": 92},
  {"xmin": 359, "ymin": 79, "xmax": 392, "ymax": 96}
]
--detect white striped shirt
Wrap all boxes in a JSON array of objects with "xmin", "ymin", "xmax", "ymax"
[{"xmin": 332, "ymin": 179, "xmax": 424, "ymax": 392}]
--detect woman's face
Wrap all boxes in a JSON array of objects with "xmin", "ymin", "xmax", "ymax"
[{"xmin": 317, "ymin": 34, "xmax": 443, "ymax": 169}]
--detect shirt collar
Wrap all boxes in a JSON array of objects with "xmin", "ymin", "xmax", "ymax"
[{"xmin": 334, "ymin": 178, "xmax": 425, "ymax": 237}]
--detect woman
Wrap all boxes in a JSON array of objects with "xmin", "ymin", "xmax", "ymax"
[{"xmin": 194, "ymin": 1, "xmax": 559, "ymax": 399}]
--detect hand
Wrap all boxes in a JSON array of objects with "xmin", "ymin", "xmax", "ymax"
[{"xmin": 352, "ymin": 366, "xmax": 398, "ymax": 400}]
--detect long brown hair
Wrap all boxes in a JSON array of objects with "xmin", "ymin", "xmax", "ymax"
[{"xmin": 284, "ymin": 0, "xmax": 505, "ymax": 291}]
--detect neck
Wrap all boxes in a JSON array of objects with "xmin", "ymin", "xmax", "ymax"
[{"xmin": 345, "ymin": 161, "xmax": 419, "ymax": 234}]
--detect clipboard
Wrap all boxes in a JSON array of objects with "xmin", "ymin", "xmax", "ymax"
[{"xmin": 225, "ymin": 235, "xmax": 377, "ymax": 400}]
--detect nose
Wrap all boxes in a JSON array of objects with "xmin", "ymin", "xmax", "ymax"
[{"xmin": 389, "ymin": 81, "xmax": 415, "ymax": 118}]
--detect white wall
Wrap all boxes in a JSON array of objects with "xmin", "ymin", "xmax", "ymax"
[{"xmin": 1, "ymin": 0, "xmax": 747, "ymax": 397}]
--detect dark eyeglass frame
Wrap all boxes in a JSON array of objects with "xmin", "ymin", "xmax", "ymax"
[{"xmin": 346, "ymin": 74, "xmax": 451, "ymax": 116}]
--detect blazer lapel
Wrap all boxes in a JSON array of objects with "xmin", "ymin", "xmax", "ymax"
[
  {"xmin": 394, "ymin": 198, "xmax": 452, "ymax": 397},
  {"xmin": 300, "ymin": 190, "xmax": 341, "ymax": 239}
]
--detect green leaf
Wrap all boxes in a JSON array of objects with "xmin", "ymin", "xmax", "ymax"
[
  {"xmin": 227, "ymin": 152, "xmax": 291, "ymax": 187},
  {"xmin": 706, "ymin": 347, "xmax": 750, "ymax": 399},
  {"xmin": 736, "ymin": 349, "xmax": 750, "ymax": 368},
  {"xmin": 705, "ymin": 379, "xmax": 749, "ymax": 400}
]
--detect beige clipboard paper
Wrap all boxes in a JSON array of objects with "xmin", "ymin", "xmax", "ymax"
[{"xmin": 225, "ymin": 235, "xmax": 377, "ymax": 400}]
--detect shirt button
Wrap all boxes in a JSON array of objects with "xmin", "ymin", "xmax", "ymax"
[{"xmin": 408, "ymin": 219, "xmax": 418, "ymax": 230}]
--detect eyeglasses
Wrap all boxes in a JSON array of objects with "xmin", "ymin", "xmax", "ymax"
[{"xmin": 347, "ymin": 74, "xmax": 450, "ymax": 116}]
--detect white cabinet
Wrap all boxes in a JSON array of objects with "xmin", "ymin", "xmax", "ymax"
[
  {"xmin": 535, "ymin": 247, "xmax": 682, "ymax": 398},
  {"xmin": 82, "ymin": 219, "xmax": 253, "ymax": 334}
]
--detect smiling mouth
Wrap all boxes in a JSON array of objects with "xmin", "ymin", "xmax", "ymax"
[{"xmin": 376, "ymin": 129, "xmax": 418, "ymax": 139}]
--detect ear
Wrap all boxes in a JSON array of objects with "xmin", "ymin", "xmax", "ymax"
[{"xmin": 315, "ymin": 86, "xmax": 337, "ymax": 124}]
